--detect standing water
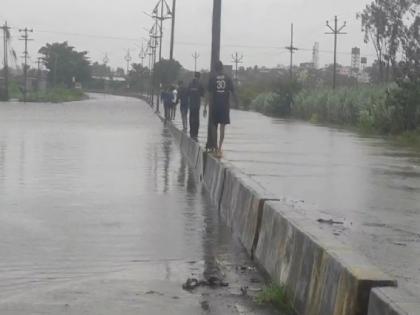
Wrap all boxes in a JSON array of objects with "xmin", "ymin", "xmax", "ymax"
[{"xmin": 0, "ymin": 95, "xmax": 280, "ymax": 315}]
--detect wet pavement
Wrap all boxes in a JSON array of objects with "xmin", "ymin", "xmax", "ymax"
[
  {"xmin": 171, "ymin": 104, "xmax": 420, "ymax": 301},
  {"xmin": 0, "ymin": 95, "xmax": 282, "ymax": 315}
]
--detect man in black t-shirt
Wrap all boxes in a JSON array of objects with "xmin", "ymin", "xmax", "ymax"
[
  {"xmin": 188, "ymin": 72, "xmax": 205, "ymax": 140},
  {"xmin": 177, "ymin": 81, "xmax": 189, "ymax": 131},
  {"xmin": 206, "ymin": 61, "xmax": 238, "ymax": 157}
]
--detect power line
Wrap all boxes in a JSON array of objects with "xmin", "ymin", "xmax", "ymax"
[
  {"xmin": 231, "ymin": 52, "xmax": 243, "ymax": 83},
  {"xmin": 285, "ymin": 23, "xmax": 298, "ymax": 80},
  {"xmin": 192, "ymin": 51, "xmax": 200, "ymax": 72},
  {"xmin": 19, "ymin": 27, "xmax": 34, "ymax": 102},
  {"xmin": 124, "ymin": 49, "xmax": 132, "ymax": 74},
  {"xmin": 325, "ymin": 15, "xmax": 347, "ymax": 89},
  {"xmin": 1, "ymin": 21, "xmax": 11, "ymax": 100}
]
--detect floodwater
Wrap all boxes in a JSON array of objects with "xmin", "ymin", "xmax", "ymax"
[
  {"xmin": 183, "ymin": 108, "xmax": 420, "ymax": 300},
  {"xmin": 0, "ymin": 95, "xmax": 279, "ymax": 315}
]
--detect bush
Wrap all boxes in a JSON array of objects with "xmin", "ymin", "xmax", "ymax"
[{"xmin": 23, "ymin": 88, "xmax": 87, "ymax": 103}]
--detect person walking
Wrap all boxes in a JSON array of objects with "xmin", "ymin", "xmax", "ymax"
[
  {"xmin": 188, "ymin": 72, "xmax": 205, "ymax": 141},
  {"xmin": 206, "ymin": 61, "xmax": 238, "ymax": 157},
  {"xmin": 170, "ymin": 85, "xmax": 178, "ymax": 120},
  {"xmin": 161, "ymin": 86, "xmax": 172, "ymax": 121},
  {"xmin": 177, "ymin": 80, "xmax": 189, "ymax": 131}
]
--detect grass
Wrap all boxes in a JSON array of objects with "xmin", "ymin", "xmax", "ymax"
[
  {"xmin": 22, "ymin": 88, "xmax": 87, "ymax": 103},
  {"xmin": 255, "ymin": 284, "xmax": 294, "ymax": 314},
  {"xmin": 390, "ymin": 129, "xmax": 420, "ymax": 151}
]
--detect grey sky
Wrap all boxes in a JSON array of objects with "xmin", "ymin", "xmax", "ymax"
[{"xmin": 2, "ymin": 0, "xmax": 375, "ymax": 71}]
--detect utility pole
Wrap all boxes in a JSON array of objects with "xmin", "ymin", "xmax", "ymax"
[
  {"xmin": 1, "ymin": 22, "xmax": 11, "ymax": 100},
  {"xmin": 192, "ymin": 51, "xmax": 200, "ymax": 72},
  {"xmin": 169, "ymin": 0, "xmax": 176, "ymax": 60},
  {"xmin": 36, "ymin": 57, "xmax": 42, "ymax": 89},
  {"xmin": 148, "ymin": 20, "xmax": 160, "ymax": 111},
  {"xmin": 53, "ymin": 53, "xmax": 58, "ymax": 88},
  {"xmin": 147, "ymin": 42, "xmax": 154, "ymax": 105},
  {"xmin": 231, "ymin": 52, "xmax": 243, "ymax": 84},
  {"xmin": 285, "ymin": 23, "xmax": 298, "ymax": 80},
  {"xmin": 152, "ymin": 0, "xmax": 171, "ymax": 62},
  {"xmin": 124, "ymin": 49, "xmax": 132, "ymax": 75},
  {"xmin": 139, "ymin": 43, "xmax": 147, "ymax": 66},
  {"xmin": 19, "ymin": 27, "xmax": 34, "ymax": 102},
  {"xmin": 207, "ymin": 0, "xmax": 222, "ymax": 151},
  {"xmin": 325, "ymin": 16, "xmax": 346, "ymax": 89}
]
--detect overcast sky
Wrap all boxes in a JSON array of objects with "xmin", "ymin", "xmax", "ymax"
[{"xmin": 1, "ymin": 0, "xmax": 376, "ymax": 72}]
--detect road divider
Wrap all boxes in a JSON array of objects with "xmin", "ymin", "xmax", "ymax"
[{"xmin": 158, "ymin": 117, "xmax": 401, "ymax": 315}]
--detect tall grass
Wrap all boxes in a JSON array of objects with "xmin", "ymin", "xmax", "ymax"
[
  {"xmin": 292, "ymin": 86, "xmax": 389, "ymax": 128},
  {"xmin": 23, "ymin": 88, "xmax": 87, "ymax": 103}
]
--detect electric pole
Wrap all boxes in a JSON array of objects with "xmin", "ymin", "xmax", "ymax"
[
  {"xmin": 103, "ymin": 53, "xmax": 109, "ymax": 66},
  {"xmin": 139, "ymin": 43, "xmax": 147, "ymax": 66},
  {"xmin": 147, "ymin": 42, "xmax": 155, "ymax": 105},
  {"xmin": 169, "ymin": 0, "xmax": 176, "ymax": 60},
  {"xmin": 148, "ymin": 20, "xmax": 160, "ymax": 111},
  {"xmin": 192, "ymin": 51, "xmax": 200, "ymax": 72},
  {"xmin": 19, "ymin": 27, "xmax": 34, "ymax": 102},
  {"xmin": 124, "ymin": 49, "xmax": 132, "ymax": 75},
  {"xmin": 151, "ymin": 0, "xmax": 171, "ymax": 62},
  {"xmin": 207, "ymin": 0, "xmax": 222, "ymax": 151},
  {"xmin": 1, "ymin": 22, "xmax": 11, "ymax": 100},
  {"xmin": 325, "ymin": 16, "xmax": 347, "ymax": 89},
  {"xmin": 231, "ymin": 52, "xmax": 243, "ymax": 84},
  {"xmin": 37, "ymin": 57, "xmax": 42, "ymax": 89},
  {"xmin": 285, "ymin": 23, "xmax": 298, "ymax": 80}
]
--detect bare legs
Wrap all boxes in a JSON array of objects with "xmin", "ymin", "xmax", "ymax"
[{"xmin": 212, "ymin": 124, "xmax": 225, "ymax": 158}]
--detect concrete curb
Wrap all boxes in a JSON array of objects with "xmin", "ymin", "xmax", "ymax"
[
  {"xmin": 157, "ymin": 117, "xmax": 400, "ymax": 315},
  {"xmin": 180, "ymin": 133, "xmax": 201, "ymax": 169},
  {"xmin": 368, "ymin": 288, "xmax": 420, "ymax": 315},
  {"xmin": 255, "ymin": 201, "xmax": 397, "ymax": 315},
  {"xmin": 219, "ymin": 166, "xmax": 279, "ymax": 256},
  {"xmin": 203, "ymin": 153, "xmax": 227, "ymax": 207}
]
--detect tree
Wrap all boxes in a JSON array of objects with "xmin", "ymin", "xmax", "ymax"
[
  {"xmin": 127, "ymin": 63, "xmax": 150, "ymax": 92},
  {"xmin": 358, "ymin": 0, "xmax": 412, "ymax": 82},
  {"xmin": 90, "ymin": 61, "xmax": 111, "ymax": 78},
  {"xmin": 39, "ymin": 42, "xmax": 91, "ymax": 87},
  {"xmin": 153, "ymin": 59, "xmax": 182, "ymax": 88}
]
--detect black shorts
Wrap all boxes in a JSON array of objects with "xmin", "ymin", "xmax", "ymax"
[{"xmin": 212, "ymin": 103, "xmax": 230, "ymax": 125}]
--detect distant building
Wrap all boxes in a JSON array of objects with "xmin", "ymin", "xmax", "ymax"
[
  {"xmin": 351, "ymin": 47, "xmax": 361, "ymax": 75},
  {"xmin": 300, "ymin": 62, "xmax": 315, "ymax": 69}
]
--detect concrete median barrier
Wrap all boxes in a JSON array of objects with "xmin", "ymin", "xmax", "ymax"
[
  {"xmin": 203, "ymin": 154, "xmax": 227, "ymax": 207},
  {"xmin": 180, "ymin": 133, "xmax": 200, "ymax": 169},
  {"xmin": 219, "ymin": 167, "xmax": 278, "ymax": 256},
  {"xmin": 254, "ymin": 201, "xmax": 397, "ymax": 315},
  {"xmin": 159, "ymin": 113, "xmax": 400, "ymax": 315},
  {"xmin": 368, "ymin": 287, "xmax": 420, "ymax": 315}
]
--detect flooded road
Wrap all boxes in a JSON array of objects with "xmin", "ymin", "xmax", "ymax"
[
  {"xmin": 175, "ymin": 107, "xmax": 420, "ymax": 301},
  {"xmin": 0, "ymin": 95, "xmax": 279, "ymax": 315}
]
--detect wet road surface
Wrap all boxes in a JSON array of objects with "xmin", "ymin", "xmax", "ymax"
[
  {"xmin": 172, "ymin": 105, "xmax": 420, "ymax": 301},
  {"xmin": 0, "ymin": 95, "xmax": 281, "ymax": 315}
]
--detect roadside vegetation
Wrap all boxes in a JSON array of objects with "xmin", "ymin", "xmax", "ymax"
[
  {"xmin": 255, "ymin": 284, "xmax": 294, "ymax": 314},
  {"xmin": 22, "ymin": 88, "xmax": 87, "ymax": 103}
]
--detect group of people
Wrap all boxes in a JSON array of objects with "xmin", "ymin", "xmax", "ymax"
[{"xmin": 160, "ymin": 61, "xmax": 237, "ymax": 157}]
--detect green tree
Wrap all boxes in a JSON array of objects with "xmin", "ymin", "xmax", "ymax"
[
  {"xmin": 127, "ymin": 63, "xmax": 150, "ymax": 92},
  {"xmin": 358, "ymin": 0, "xmax": 411, "ymax": 82},
  {"xmin": 39, "ymin": 42, "xmax": 91, "ymax": 87},
  {"xmin": 91, "ymin": 61, "xmax": 111, "ymax": 78},
  {"xmin": 153, "ymin": 59, "xmax": 182, "ymax": 88}
]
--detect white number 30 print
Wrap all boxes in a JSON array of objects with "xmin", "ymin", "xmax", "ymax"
[{"xmin": 216, "ymin": 80, "xmax": 226, "ymax": 90}]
